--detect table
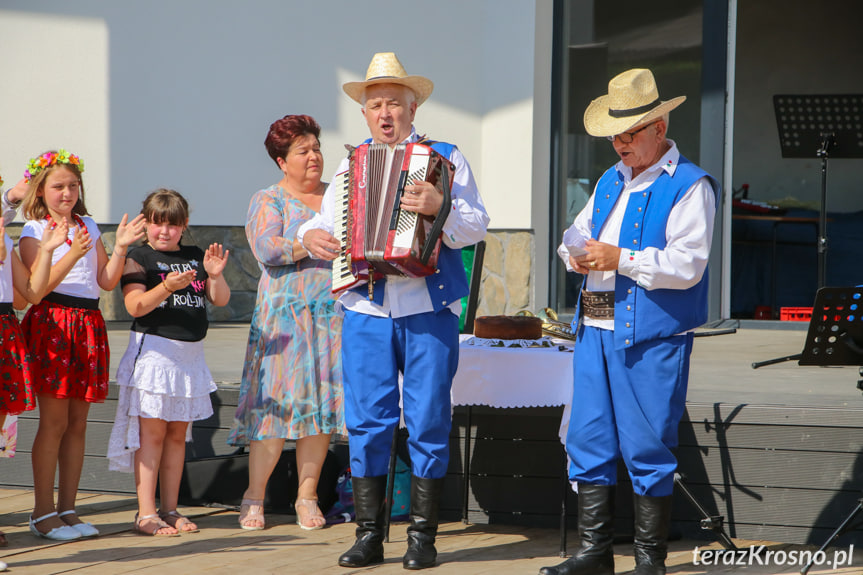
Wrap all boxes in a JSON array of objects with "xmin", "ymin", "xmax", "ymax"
[
  {"xmin": 452, "ymin": 334, "xmax": 575, "ymax": 555},
  {"xmin": 453, "ymin": 334, "xmax": 574, "ymax": 440},
  {"xmin": 453, "ymin": 335, "xmax": 574, "ymax": 406}
]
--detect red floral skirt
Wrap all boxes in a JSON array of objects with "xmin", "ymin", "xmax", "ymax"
[
  {"xmin": 0, "ymin": 312, "xmax": 35, "ymax": 415},
  {"xmin": 22, "ymin": 300, "xmax": 110, "ymax": 403}
]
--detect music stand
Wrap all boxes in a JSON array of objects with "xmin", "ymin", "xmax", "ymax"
[
  {"xmin": 798, "ymin": 286, "xmax": 863, "ymax": 367},
  {"xmin": 674, "ymin": 473, "xmax": 739, "ymax": 552},
  {"xmin": 792, "ymin": 286, "xmax": 863, "ymax": 574},
  {"xmin": 773, "ymin": 94, "xmax": 863, "ymax": 288},
  {"xmin": 752, "ymin": 95, "xmax": 863, "ymax": 368}
]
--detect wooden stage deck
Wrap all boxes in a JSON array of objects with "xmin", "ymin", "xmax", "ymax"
[
  {"xmin": 3, "ymin": 321, "xmax": 863, "ymax": 572},
  {"xmin": 0, "ymin": 487, "xmax": 862, "ymax": 574}
]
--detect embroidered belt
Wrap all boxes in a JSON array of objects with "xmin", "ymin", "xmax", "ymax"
[
  {"xmin": 43, "ymin": 292, "xmax": 100, "ymax": 310},
  {"xmin": 581, "ymin": 289, "xmax": 615, "ymax": 320}
]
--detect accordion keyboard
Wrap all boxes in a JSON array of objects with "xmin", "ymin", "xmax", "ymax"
[{"xmin": 332, "ymin": 167, "xmax": 358, "ymax": 292}]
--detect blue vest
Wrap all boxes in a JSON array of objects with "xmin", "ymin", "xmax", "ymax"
[
  {"xmin": 350, "ymin": 139, "xmax": 468, "ymax": 312},
  {"xmin": 585, "ymin": 156, "xmax": 719, "ymax": 349}
]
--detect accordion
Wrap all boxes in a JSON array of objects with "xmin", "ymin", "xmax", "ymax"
[{"xmin": 332, "ymin": 142, "xmax": 454, "ymax": 296}]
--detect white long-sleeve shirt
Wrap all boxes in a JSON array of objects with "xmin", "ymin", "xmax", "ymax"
[
  {"xmin": 299, "ymin": 127, "xmax": 489, "ymax": 319},
  {"xmin": 1, "ymin": 190, "xmax": 19, "ymax": 303},
  {"xmin": 557, "ymin": 141, "xmax": 716, "ymax": 330}
]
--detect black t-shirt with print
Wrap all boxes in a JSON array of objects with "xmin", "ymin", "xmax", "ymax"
[{"xmin": 121, "ymin": 244, "xmax": 210, "ymax": 342}]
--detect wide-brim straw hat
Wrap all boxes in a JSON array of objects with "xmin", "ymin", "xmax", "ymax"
[
  {"xmin": 583, "ymin": 68, "xmax": 686, "ymax": 138},
  {"xmin": 343, "ymin": 52, "xmax": 434, "ymax": 106}
]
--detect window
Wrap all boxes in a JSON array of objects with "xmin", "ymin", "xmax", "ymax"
[{"xmin": 550, "ymin": 0, "xmax": 705, "ymax": 317}]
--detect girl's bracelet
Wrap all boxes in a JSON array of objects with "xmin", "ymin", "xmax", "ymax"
[{"xmin": 162, "ymin": 280, "xmax": 173, "ymax": 294}]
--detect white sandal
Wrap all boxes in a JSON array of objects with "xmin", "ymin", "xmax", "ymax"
[
  {"xmin": 28, "ymin": 511, "xmax": 81, "ymax": 541},
  {"xmin": 58, "ymin": 509, "xmax": 99, "ymax": 538}
]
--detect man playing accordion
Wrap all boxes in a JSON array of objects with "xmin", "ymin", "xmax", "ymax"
[{"xmin": 299, "ymin": 52, "xmax": 489, "ymax": 570}]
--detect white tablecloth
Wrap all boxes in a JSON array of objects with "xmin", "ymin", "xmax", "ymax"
[{"xmin": 451, "ymin": 334, "xmax": 575, "ymax": 443}]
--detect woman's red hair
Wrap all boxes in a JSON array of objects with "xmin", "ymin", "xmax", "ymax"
[{"xmin": 264, "ymin": 114, "xmax": 321, "ymax": 165}]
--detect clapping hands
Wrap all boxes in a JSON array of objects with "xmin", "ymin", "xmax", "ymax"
[
  {"xmin": 115, "ymin": 213, "xmax": 147, "ymax": 249},
  {"xmin": 68, "ymin": 224, "xmax": 93, "ymax": 260},
  {"xmin": 40, "ymin": 217, "xmax": 71, "ymax": 253},
  {"xmin": 162, "ymin": 269, "xmax": 197, "ymax": 293},
  {"xmin": 203, "ymin": 243, "xmax": 230, "ymax": 278}
]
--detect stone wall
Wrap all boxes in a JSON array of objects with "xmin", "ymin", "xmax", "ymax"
[
  {"xmin": 98, "ymin": 225, "xmax": 260, "ymax": 322},
  {"xmin": 474, "ymin": 230, "xmax": 536, "ymax": 317},
  {"xmin": 7, "ymin": 224, "xmax": 536, "ymax": 322}
]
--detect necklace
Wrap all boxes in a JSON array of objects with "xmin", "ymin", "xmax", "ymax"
[{"xmin": 45, "ymin": 213, "xmax": 86, "ymax": 246}]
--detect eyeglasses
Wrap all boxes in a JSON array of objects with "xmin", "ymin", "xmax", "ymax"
[{"xmin": 606, "ymin": 120, "xmax": 659, "ymax": 144}]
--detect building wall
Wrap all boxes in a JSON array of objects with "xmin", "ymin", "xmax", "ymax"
[
  {"xmin": 0, "ymin": 0, "xmax": 547, "ymax": 315},
  {"xmin": 0, "ymin": 1, "xmax": 543, "ymax": 231}
]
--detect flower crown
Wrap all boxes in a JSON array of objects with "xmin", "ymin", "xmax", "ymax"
[{"xmin": 24, "ymin": 149, "xmax": 85, "ymax": 182}]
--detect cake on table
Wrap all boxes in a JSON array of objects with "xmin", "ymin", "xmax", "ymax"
[{"xmin": 473, "ymin": 315, "xmax": 543, "ymax": 340}]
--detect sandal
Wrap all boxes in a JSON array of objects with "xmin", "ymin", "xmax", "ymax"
[
  {"xmin": 295, "ymin": 498, "xmax": 325, "ymax": 531},
  {"xmin": 238, "ymin": 498, "xmax": 265, "ymax": 531},
  {"xmin": 134, "ymin": 513, "xmax": 179, "ymax": 537},
  {"xmin": 28, "ymin": 511, "xmax": 81, "ymax": 541},
  {"xmin": 159, "ymin": 510, "xmax": 199, "ymax": 533},
  {"xmin": 58, "ymin": 509, "xmax": 99, "ymax": 538}
]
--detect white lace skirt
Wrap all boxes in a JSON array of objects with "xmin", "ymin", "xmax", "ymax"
[{"xmin": 107, "ymin": 332, "xmax": 217, "ymax": 473}]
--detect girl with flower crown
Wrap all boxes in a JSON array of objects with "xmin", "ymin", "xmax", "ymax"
[
  {"xmin": 106, "ymin": 188, "xmax": 230, "ymax": 536},
  {"xmin": 0, "ymin": 172, "xmax": 69, "ymax": 558},
  {"xmin": 18, "ymin": 150, "xmax": 146, "ymax": 541}
]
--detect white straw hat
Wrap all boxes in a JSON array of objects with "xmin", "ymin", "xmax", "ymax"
[
  {"xmin": 343, "ymin": 52, "xmax": 434, "ymax": 106},
  {"xmin": 583, "ymin": 68, "xmax": 686, "ymax": 138}
]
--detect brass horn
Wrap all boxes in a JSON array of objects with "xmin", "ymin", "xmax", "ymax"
[
  {"xmin": 538, "ymin": 308, "xmax": 576, "ymax": 341},
  {"xmin": 515, "ymin": 308, "xmax": 576, "ymax": 341}
]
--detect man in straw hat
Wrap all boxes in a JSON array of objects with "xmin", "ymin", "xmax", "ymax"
[
  {"xmin": 542, "ymin": 68, "xmax": 719, "ymax": 575},
  {"xmin": 299, "ymin": 52, "xmax": 489, "ymax": 570}
]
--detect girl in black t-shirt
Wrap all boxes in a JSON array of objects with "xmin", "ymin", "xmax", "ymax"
[{"xmin": 106, "ymin": 189, "xmax": 230, "ymax": 536}]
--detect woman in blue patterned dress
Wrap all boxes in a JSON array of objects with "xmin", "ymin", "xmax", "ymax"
[{"xmin": 228, "ymin": 114, "xmax": 345, "ymax": 531}]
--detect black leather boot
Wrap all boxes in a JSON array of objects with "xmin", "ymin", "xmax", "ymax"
[
  {"xmin": 539, "ymin": 484, "xmax": 615, "ymax": 575},
  {"xmin": 632, "ymin": 494, "xmax": 672, "ymax": 575},
  {"xmin": 403, "ymin": 476, "xmax": 444, "ymax": 570},
  {"xmin": 338, "ymin": 475, "xmax": 387, "ymax": 568}
]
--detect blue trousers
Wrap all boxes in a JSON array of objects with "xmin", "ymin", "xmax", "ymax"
[
  {"xmin": 566, "ymin": 325, "xmax": 693, "ymax": 496},
  {"xmin": 341, "ymin": 309, "xmax": 459, "ymax": 479}
]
